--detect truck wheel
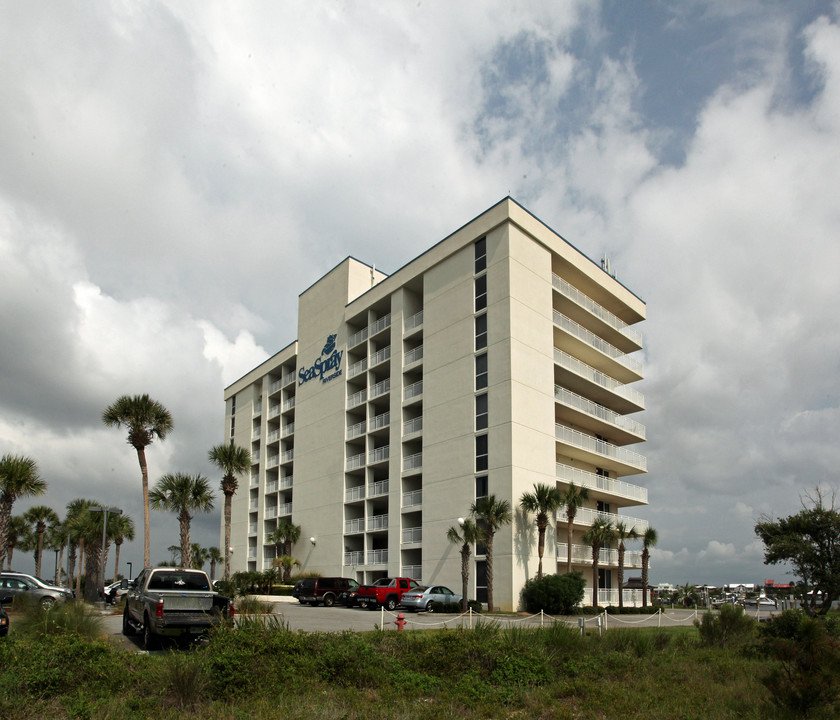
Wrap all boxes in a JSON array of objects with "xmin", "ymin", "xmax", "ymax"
[
  {"xmin": 323, "ymin": 594, "xmax": 335, "ymax": 607},
  {"xmin": 385, "ymin": 597, "xmax": 398, "ymax": 611},
  {"xmin": 142, "ymin": 616, "xmax": 159, "ymax": 651},
  {"xmin": 122, "ymin": 607, "xmax": 136, "ymax": 636},
  {"xmin": 358, "ymin": 600, "xmax": 368, "ymax": 609}
]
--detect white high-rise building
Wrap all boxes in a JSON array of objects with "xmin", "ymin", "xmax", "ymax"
[{"xmin": 222, "ymin": 198, "xmax": 647, "ymax": 610}]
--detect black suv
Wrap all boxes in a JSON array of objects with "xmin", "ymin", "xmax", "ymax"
[{"xmin": 298, "ymin": 577, "xmax": 358, "ymax": 607}]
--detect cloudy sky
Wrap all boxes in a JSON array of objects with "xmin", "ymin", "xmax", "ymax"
[{"xmin": 3, "ymin": 0, "xmax": 839, "ymax": 587}]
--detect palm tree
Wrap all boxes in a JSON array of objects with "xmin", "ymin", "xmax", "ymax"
[
  {"xmin": 65, "ymin": 498, "xmax": 96, "ymax": 596},
  {"xmin": 149, "ymin": 472, "xmax": 214, "ymax": 569},
  {"xmin": 614, "ymin": 521, "xmax": 638, "ymax": 610},
  {"xmin": 109, "ymin": 514, "xmax": 135, "ymax": 582},
  {"xmin": 582, "ymin": 518, "xmax": 614, "ymax": 609},
  {"xmin": 470, "ymin": 494, "xmax": 512, "ymax": 612},
  {"xmin": 208, "ymin": 443, "xmax": 251, "ymax": 580},
  {"xmin": 23, "ymin": 505, "xmax": 60, "ymax": 578},
  {"xmin": 66, "ymin": 503, "xmax": 108, "ymax": 602},
  {"xmin": 207, "ymin": 546, "xmax": 222, "ymax": 582},
  {"xmin": 269, "ymin": 519, "xmax": 302, "ymax": 581},
  {"xmin": 520, "ymin": 483, "xmax": 562, "ymax": 579},
  {"xmin": 641, "ymin": 527, "xmax": 658, "ymax": 608},
  {"xmin": 45, "ymin": 522, "xmax": 68, "ymax": 586},
  {"xmin": 273, "ymin": 555, "xmax": 300, "ymax": 583},
  {"xmin": 102, "ymin": 394, "xmax": 173, "ymax": 568},
  {"xmin": 0, "ymin": 453, "xmax": 47, "ymax": 570},
  {"xmin": 558, "ymin": 482, "xmax": 590, "ymax": 575},
  {"xmin": 190, "ymin": 543, "xmax": 209, "ymax": 570},
  {"xmin": 4, "ymin": 515, "xmax": 31, "ymax": 570},
  {"xmin": 446, "ymin": 517, "xmax": 483, "ymax": 612}
]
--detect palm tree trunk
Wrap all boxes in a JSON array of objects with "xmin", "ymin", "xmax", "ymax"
[
  {"xmin": 75, "ymin": 538, "xmax": 85, "ymax": 597},
  {"xmin": 642, "ymin": 550, "xmax": 649, "ymax": 608},
  {"xmin": 84, "ymin": 541, "xmax": 102, "ymax": 603},
  {"xmin": 0, "ymin": 500, "xmax": 11, "ymax": 569},
  {"xmin": 460, "ymin": 544, "xmax": 470, "ymax": 613},
  {"xmin": 67, "ymin": 542, "xmax": 76, "ymax": 588},
  {"xmin": 6, "ymin": 546, "xmax": 13, "ymax": 570},
  {"xmin": 592, "ymin": 552, "xmax": 600, "ymax": 609},
  {"xmin": 618, "ymin": 543, "xmax": 625, "ymax": 610},
  {"xmin": 537, "ymin": 521, "xmax": 546, "ymax": 580},
  {"xmin": 35, "ymin": 530, "xmax": 45, "ymax": 577},
  {"xmin": 224, "ymin": 491, "xmax": 233, "ymax": 580},
  {"xmin": 179, "ymin": 509, "xmax": 191, "ymax": 569},
  {"xmin": 486, "ymin": 533, "xmax": 495, "ymax": 612},
  {"xmin": 136, "ymin": 446, "xmax": 151, "ymax": 569},
  {"xmin": 566, "ymin": 517, "xmax": 574, "ymax": 574},
  {"xmin": 113, "ymin": 541, "xmax": 122, "ymax": 582},
  {"xmin": 210, "ymin": 558, "xmax": 216, "ymax": 582}
]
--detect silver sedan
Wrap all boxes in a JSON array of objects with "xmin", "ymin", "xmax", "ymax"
[{"xmin": 400, "ymin": 585, "xmax": 462, "ymax": 612}]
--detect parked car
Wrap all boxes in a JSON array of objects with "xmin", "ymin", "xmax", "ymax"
[
  {"xmin": 0, "ymin": 572, "xmax": 73, "ymax": 609},
  {"xmin": 340, "ymin": 583, "xmax": 361, "ymax": 607},
  {"xmin": 103, "ymin": 581, "xmax": 128, "ymax": 605},
  {"xmin": 0, "ymin": 593, "xmax": 10, "ymax": 637},
  {"xmin": 291, "ymin": 579, "xmax": 306, "ymax": 601},
  {"xmin": 4, "ymin": 571, "xmax": 74, "ymax": 598},
  {"xmin": 298, "ymin": 577, "xmax": 358, "ymax": 607},
  {"xmin": 400, "ymin": 585, "xmax": 462, "ymax": 612}
]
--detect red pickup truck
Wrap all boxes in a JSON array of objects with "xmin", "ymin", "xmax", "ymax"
[{"xmin": 356, "ymin": 577, "xmax": 421, "ymax": 610}]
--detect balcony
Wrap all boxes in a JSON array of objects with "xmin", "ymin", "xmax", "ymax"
[
  {"xmin": 403, "ymin": 452, "xmax": 422, "ymax": 473},
  {"xmin": 369, "ymin": 514, "xmax": 389, "ymax": 531},
  {"xmin": 269, "ymin": 379, "xmax": 282, "ymax": 395},
  {"xmin": 280, "ymin": 475, "xmax": 293, "ymax": 490},
  {"xmin": 252, "ymin": 427, "xmax": 261, "ymax": 439},
  {"xmin": 367, "ymin": 549, "xmax": 388, "ymax": 565},
  {"xmin": 402, "ymin": 416, "xmax": 423, "ymax": 437},
  {"xmin": 369, "ymin": 313, "xmax": 391, "ymax": 337},
  {"xmin": 404, "ymin": 381, "xmax": 423, "ymax": 402},
  {"xmin": 266, "ymin": 455, "xmax": 279, "ymax": 469},
  {"xmin": 370, "ymin": 411, "xmax": 390, "ymax": 431},
  {"xmin": 370, "ymin": 346, "xmax": 391, "ymax": 368},
  {"xmin": 278, "ymin": 502, "xmax": 292, "ymax": 517},
  {"xmin": 554, "ymin": 311, "xmax": 642, "ymax": 383},
  {"xmin": 347, "ymin": 419, "xmax": 366, "ymax": 440},
  {"xmin": 283, "ymin": 422, "xmax": 295, "ymax": 436},
  {"xmin": 555, "ymin": 386, "xmax": 645, "ymax": 443},
  {"xmin": 403, "ymin": 564, "xmax": 422, "ymax": 580},
  {"xmin": 402, "ymin": 527, "xmax": 422, "ymax": 544},
  {"xmin": 268, "ymin": 404, "xmax": 281, "ymax": 420},
  {"xmin": 281, "ymin": 372, "xmax": 295, "ymax": 387},
  {"xmin": 348, "ymin": 326, "xmax": 369, "ymax": 348},
  {"xmin": 368, "ymin": 479, "xmax": 389, "ymax": 497},
  {"xmin": 555, "ymin": 349, "xmax": 644, "ymax": 413},
  {"xmin": 251, "ymin": 451, "xmax": 261, "ymax": 464},
  {"xmin": 265, "ymin": 479, "xmax": 278, "ymax": 494},
  {"xmin": 253, "ymin": 403, "xmax": 262, "ymax": 418},
  {"xmin": 565, "ymin": 506, "xmax": 649, "ymax": 534},
  {"xmin": 345, "ymin": 518, "xmax": 365, "ymax": 534},
  {"xmin": 344, "ymin": 550, "xmax": 364, "ymax": 565},
  {"xmin": 266, "ymin": 429, "xmax": 280, "ymax": 444},
  {"xmin": 369, "ymin": 446, "xmax": 390, "ymax": 465},
  {"xmin": 404, "ymin": 345, "xmax": 423, "ymax": 366},
  {"xmin": 402, "ymin": 489, "xmax": 422, "ymax": 508},
  {"xmin": 552, "ymin": 274, "xmax": 643, "ymax": 352},
  {"xmin": 264, "ymin": 506, "xmax": 277, "ymax": 519},
  {"xmin": 347, "ymin": 388, "xmax": 367, "ymax": 409},
  {"xmin": 280, "ymin": 449, "xmax": 294, "ymax": 464},
  {"xmin": 346, "ymin": 451, "xmax": 366, "ymax": 471},
  {"xmin": 345, "ymin": 485, "xmax": 365, "ymax": 502},
  {"xmin": 370, "ymin": 378, "xmax": 390, "ymax": 400},
  {"xmin": 282, "ymin": 397, "xmax": 296, "ymax": 412},
  {"xmin": 555, "ymin": 424, "xmax": 646, "ymax": 475},
  {"xmin": 555, "ymin": 542, "xmax": 643, "ymax": 568},
  {"xmin": 556, "ymin": 463, "xmax": 647, "ymax": 506},
  {"xmin": 248, "ymin": 523, "xmax": 257, "ymax": 535},
  {"xmin": 348, "ymin": 357, "xmax": 368, "ymax": 379},
  {"xmin": 404, "ymin": 310, "xmax": 423, "ymax": 334}
]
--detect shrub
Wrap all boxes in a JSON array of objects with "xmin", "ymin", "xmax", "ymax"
[
  {"xmin": 236, "ymin": 596, "xmax": 273, "ymax": 615},
  {"xmin": 694, "ymin": 603, "xmax": 756, "ymax": 648},
  {"xmin": 521, "ymin": 572, "xmax": 585, "ymax": 615},
  {"xmin": 12, "ymin": 599, "xmax": 104, "ymax": 639},
  {"xmin": 427, "ymin": 600, "xmax": 463, "ymax": 613}
]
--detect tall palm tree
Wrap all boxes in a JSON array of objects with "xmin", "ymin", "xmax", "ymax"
[
  {"xmin": 208, "ymin": 443, "xmax": 251, "ymax": 580},
  {"xmin": 109, "ymin": 514, "xmax": 135, "ymax": 582},
  {"xmin": 0, "ymin": 453, "xmax": 47, "ymax": 570},
  {"xmin": 65, "ymin": 498, "xmax": 94, "ymax": 590},
  {"xmin": 268, "ymin": 519, "xmax": 302, "ymax": 582},
  {"xmin": 45, "ymin": 522, "xmax": 68, "ymax": 586},
  {"xmin": 102, "ymin": 394, "xmax": 173, "ymax": 568},
  {"xmin": 23, "ymin": 505, "xmax": 60, "ymax": 578},
  {"xmin": 641, "ymin": 527, "xmax": 658, "ymax": 608},
  {"xmin": 520, "ymin": 483, "xmax": 562, "ymax": 579},
  {"xmin": 614, "ymin": 521, "xmax": 638, "ymax": 610},
  {"xmin": 582, "ymin": 518, "xmax": 614, "ymax": 609},
  {"xmin": 558, "ymin": 482, "xmax": 589, "ymax": 574},
  {"xmin": 470, "ymin": 494, "xmax": 512, "ymax": 612},
  {"xmin": 66, "ymin": 502, "xmax": 107, "ymax": 603},
  {"xmin": 190, "ymin": 543, "xmax": 209, "ymax": 570},
  {"xmin": 207, "ymin": 546, "xmax": 222, "ymax": 581},
  {"xmin": 4, "ymin": 515, "xmax": 31, "ymax": 570},
  {"xmin": 149, "ymin": 472, "xmax": 214, "ymax": 569},
  {"xmin": 447, "ymin": 517, "xmax": 483, "ymax": 612}
]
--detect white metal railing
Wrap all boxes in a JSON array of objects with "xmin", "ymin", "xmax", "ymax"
[
  {"xmin": 346, "ymin": 452, "xmax": 366, "ymax": 470},
  {"xmin": 268, "ymin": 405, "xmax": 281, "ymax": 420},
  {"xmin": 370, "ymin": 313, "xmax": 391, "ymax": 336},
  {"xmin": 402, "ymin": 489, "xmax": 422, "ymax": 508},
  {"xmin": 402, "ymin": 527, "xmax": 422, "ymax": 544},
  {"xmin": 403, "ymin": 564, "xmax": 422, "ymax": 580},
  {"xmin": 369, "ymin": 446, "xmax": 390, "ymax": 464},
  {"xmin": 404, "ymin": 345, "xmax": 423, "ymax": 365},
  {"xmin": 554, "ymin": 349, "xmax": 644, "ymax": 408},
  {"xmin": 248, "ymin": 524, "xmax": 257, "ymax": 535},
  {"xmin": 269, "ymin": 379, "xmax": 282, "ymax": 395},
  {"xmin": 403, "ymin": 452, "xmax": 422, "ymax": 472},
  {"xmin": 265, "ymin": 479, "xmax": 278, "ymax": 494},
  {"xmin": 264, "ymin": 506, "xmax": 277, "ymax": 519},
  {"xmin": 404, "ymin": 381, "xmax": 423, "ymax": 400},
  {"xmin": 404, "ymin": 310, "xmax": 423, "ymax": 332},
  {"xmin": 368, "ymin": 549, "xmax": 388, "ymax": 565},
  {"xmin": 555, "ymin": 542, "xmax": 643, "ymax": 567},
  {"xmin": 581, "ymin": 588, "xmax": 644, "ymax": 607},
  {"xmin": 556, "ymin": 464, "xmax": 648, "ymax": 504},
  {"xmin": 552, "ymin": 274, "xmax": 643, "ymax": 347},
  {"xmin": 402, "ymin": 416, "xmax": 423, "ymax": 436},
  {"xmin": 349, "ymin": 327, "xmax": 369, "ymax": 348},
  {"xmin": 280, "ymin": 449, "xmax": 294, "ymax": 463},
  {"xmin": 278, "ymin": 502, "xmax": 292, "ymax": 517},
  {"xmin": 370, "ymin": 378, "xmax": 390, "ymax": 399},
  {"xmin": 253, "ymin": 427, "xmax": 262, "ymax": 439},
  {"xmin": 250, "ymin": 474, "xmax": 259, "ymax": 487},
  {"xmin": 347, "ymin": 419, "xmax": 366, "ymax": 439},
  {"xmin": 370, "ymin": 411, "xmax": 390, "ymax": 431},
  {"xmin": 281, "ymin": 373, "xmax": 295, "ymax": 386},
  {"xmin": 282, "ymin": 396, "xmax": 296, "ymax": 411},
  {"xmin": 248, "ymin": 549, "xmax": 257, "ymax": 559},
  {"xmin": 345, "ymin": 518, "xmax": 365, "ymax": 534},
  {"xmin": 283, "ymin": 422, "xmax": 295, "ymax": 436},
  {"xmin": 345, "ymin": 485, "xmax": 365, "ymax": 502},
  {"xmin": 280, "ymin": 475, "xmax": 293, "ymax": 489},
  {"xmin": 555, "ymin": 425, "xmax": 647, "ymax": 471},
  {"xmin": 369, "ymin": 514, "xmax": 389, "ymax": 530},
  {"xmin": 369, "ymin": 479, "xmax": 389, "ymax": 497},
  {"xmin": 347, "ymin": 388, "xmax": 367, "ymax": 409},
  {"xmin": 249, "ymin": 499, "xmax": 258, "ymax": 510},
  {"xmin": 344, "ymin": 550, "xmax": 364, "ymax": 565},
  {"xmin": 266, "ymin": 455, "xmax": 279, "ymax": 469},
  {"xmin": 554, "ymin": 311, "xmax": 643, "ymax": 376},
  {"xmin": 567, "ymin": 506, "xmax": 649, "ymax": 534},
  {"xmin": 252, "ymin": 450, "xmax": 261, "ymax": 463},
  {"xmin": 370, "ymin": 346, "xmax": 391, "ymax": 367},
  {"xmin": 349, "ymin": 357, "xmax": 368, "ymax": 379},
  {"xmin": 554, "ymin": 386, "xmax": 646, "ymax": 439},
  {"xmin": 266, "ymin": 429, "xmax": 280, "ymax": 443},
  {"xmin": 253, "ymin": 403, "xmax": 262, "ymax": 417}
]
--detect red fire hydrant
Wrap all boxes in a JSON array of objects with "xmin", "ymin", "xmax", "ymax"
[{"xmin": 394, "ymin": 612, "xmax": 406, "ymax": 632}]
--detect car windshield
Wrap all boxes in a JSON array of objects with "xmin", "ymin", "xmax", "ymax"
[{"xmin": 147, "ymin": 571, "xmax": 210, "ymax": 591}]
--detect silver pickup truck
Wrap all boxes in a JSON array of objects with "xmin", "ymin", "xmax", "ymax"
[{"xmin": 122, "ymin": 567, "xmax": 233, "ymax": 650}]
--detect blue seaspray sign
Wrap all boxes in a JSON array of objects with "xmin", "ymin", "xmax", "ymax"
[{"xmin": 299, "ymin": 334, "xmax": 344, "ymax": 385}]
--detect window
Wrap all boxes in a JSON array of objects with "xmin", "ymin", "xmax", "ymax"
[
  {"xmin": 475, "ymin": 353, "xmax": 488, "ymax": 390},
  {"xmin": 475, "ymin": 475, "xmax": 488, "ymax": 499},
  {"xmin": 474, "ymin": 273, "xmax": 487, "ymax": 312},
  {"xmin": 475, "ymin": 393, "xmax": 488, "ymax": 430},
  {"xmin": 475, "ymin": 237, "xmax": 486, "ymax": 274},
  {"xmin": 476, "ymin": 434, "xmax": 488, "ymax": 472},
  {"xmin": 475, "ymin": 313, "xmax": 487, "ymax": 350},
  {"xmin": 475, "ymin": 560, "xmax": 488, "ymax": 603}
]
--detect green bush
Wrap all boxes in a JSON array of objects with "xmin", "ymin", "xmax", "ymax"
[
  {"xmin": 521, "ymin": 572, "xmax": 585, "ymax": 615},
  {"xmin": 694, "ymin": 603, "xmax": 756, "ymax": 648},
  {"xmin": 428, "ymin": 600, "xmax": 464, "ymax": 613}
]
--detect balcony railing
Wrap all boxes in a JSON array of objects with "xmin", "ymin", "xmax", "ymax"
[
  {"xmin": 369, "ymin": 514, "xmax": 389, "ymax": 531},
  {"xmin": 402, "ymin": 527, "xmax": 422, "ymax": 544},
  {"xmin": 370, "ymin": 378, "xmax": 390, "ymax": 399},
  {"xmin": 369, "ymin": 313, "xmax": 391, "ymax": 337},
  {"xmin": 248, "ymin": 524, "xmax": 257, "ymax": 535},
  {"xmin": 264, "ymin": 506, "xmax": 277, "ymax": 519},
  {"xmin": 282, "ymin": 396, "xmax": 296, "ymax": 411},
  {"xmin": 283, "ymin": 422, "xmax": 295, "ymax": 436},
  {"xmin": 404, "ymin": 310, "xmax": 423, "ymax": 332},
  {"xmin": 404, "ymin": 345, "xmax": 423, "ymax": 365},
  {"xmin": 402, "ymin": 489, "xmax": 422, "ymax": 508},
  {"xmin": 554, "ymin": 349, "xmax": 644, "ymax": 408},
  {"xmin": 403, "ymin": 417, "xmax": 423, "ymax": 436},
  {"xmin": 347, "ymin": 419, "xmax": 366, "ymax": 439},
  {"xmin": 370, "ymin": 411, "xmax": 390, "ymax": 431},
  {"xmin": 555, "ymin": 542, "xmax": 643, "ymax": 567},
  {"xmin": 369, "ymin": 479, "xmax": 389, "ymax": 497},
  {"xmin": 566, "ymin": 506, "xmax": 649, "ymax": 534},
  {"xmin": 348, "ymin": 326, "xmax": 368, "ymax": 348},
  {"xmin": 369, "ymin": 446, "xmax": 390, "ymax": 464},
  {"xmin": 404, "ymin": 381, "xmax": 423, "ymax": 401},
  {"xmin": 278, "ymin": 502, "xmax": 292, "ymax": 517},
  {"xmin": 269, "ymin": 379, "xmax": 282, "ymax": 395},
  {"xmin": 252, "ymin": 451, "xmax": 260, "ymax": 463},
  {"xmin": 249, "ymin": 499, "xmax": 258, "ymax": 510},
  {"xmin": 280, "ymin": 475, "xmax": 293, "ymax": 489},
  {"xmin": 346, "ymin": 452, "xmax": 366, "ymax": 471},
  {"xmin": 347, "ymin": 388, "xmax": 367, "ymax": 409},
  {"xmin": 344, "ymin": 550, "xmax": 364, "ymax": 565},
  {"xmin": 554, "ymin": 311, "xmax": 642, "ymax": 376},
  {"xmin": 253, "ymin": 403, "xmax": 262, "ymax": 417},
  {"xmin": 252, "ymin": 427, "xmax": 261, "ymax": 439},
  {"xmin": 555, "ymin": 386, "xmax": 645, "ymax": 439},
  {"xmin": 367, "ymin": 549, "xmax": 388, "ymax": 565},
  {"xmin": 266, "ymin": 455, "xmax": 279, "ymax": 469},
  {"xmin": 403, "ymin": 564, "xmax": 422, "ymax": 580},
  {"xmin": 345, "ymin": 485, "xmax": 365, "ymax": 502},
  {"xmin": 348, "ymin": 357, "xmax": 368, "ymax": 379},
  {"xmin": 266, "ymin": 429, "xmax": 280, "ymax": 443},
  {"xmin": 556, "ymin": 463, "xmax": 647, "ymax": 504},
  {"xmin": 345, "ymin": 518, "xmax": 365, "ymax": 534},
  {"xmin": 552, "ymin": 274, "xmax": 643, "ymax": 347},
  {"xmin": 281, "ymin": 372, "xmax": 295, "ymax": 387},
  {"xmin": 268, "ymin": 405, "xmax": 282, "ymax": 420},
  {"xmin": 265, "ymin": 479, "xmax": 278, "ymax": 494},
  {"xmin": 555, "ymin": 425, "xmax": 647, "ymax": 472},
  {"xmin": 403, "ymin": 452, "xmax": 422, "ymax": 472},
  {"xmin": 280, "ymin": 449, "xmax": 294, "ymax": 464},
  {"xmin": 370, "ymin": 346, "xmax": 391, "ymax": 367}
]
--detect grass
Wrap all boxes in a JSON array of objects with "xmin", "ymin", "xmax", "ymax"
[{"xmin": 1, "ymin": 605, "xmax": 837, "ymax": 719}]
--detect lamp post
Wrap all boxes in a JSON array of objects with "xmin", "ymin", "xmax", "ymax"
[
  {"xmin": 90, "ymin": 506, "xmax": 123, "ymax": 601},
  {"xmin": 127, "ymin": 561, "xmax": 133, "ymax": 581}
]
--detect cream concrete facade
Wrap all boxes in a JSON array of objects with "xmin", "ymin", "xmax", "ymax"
[{"xmin": 222, "ymin": 198, "xmax": 648, "ymax": 610}]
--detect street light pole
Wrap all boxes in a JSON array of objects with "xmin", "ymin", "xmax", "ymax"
[
  {"xmin": 127, "ymin": 561, "xmax": 133, "ymax": 580},
  {"xmin": 90, "ymin": 506, "xmax": 123, "ymax": 601}
]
